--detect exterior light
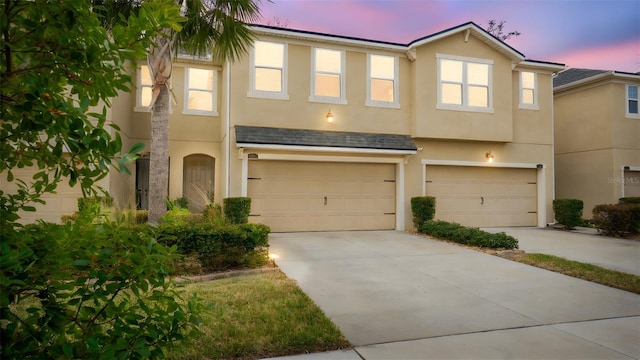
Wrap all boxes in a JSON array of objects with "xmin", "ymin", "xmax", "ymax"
[
  {"xmin": 326, "ymin": 110, "xmax": 334, "ymax": 123},
  {"xmin": 269, "ymin": 253, "xmax": 279, "ymax": 260},
  {"xmin": 486, "ymin": 151, "xmax": 494, "ymax": 163}
]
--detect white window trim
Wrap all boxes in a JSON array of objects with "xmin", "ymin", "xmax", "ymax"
[
  {"xmin": 134, "ymin": 64, "xmax": 153, "ymax": 112},
  {"xmin": 183, "ymin": 67, "xmax": 218, "ymax": 116},
  {"xmin": 519, "ymin": 71, "xmax": 539, "ymax": 110},
  {"xmin": 436, "ymin": 53, "xmax": 494, "ymax": 113},
  {"xmin": 309, "ymin": 48, "xmax": 347, "ymax": 105},
  {"xmin": 366, "ymin": 54, "xmax": 400, "ymax": 109},
  {"xmin": 626, "ymin": 84, "xmax": 639, "ymax": 119},
  {"xmin": 247, "ymin": 41, "xmax": 289, "ymax": 100}
]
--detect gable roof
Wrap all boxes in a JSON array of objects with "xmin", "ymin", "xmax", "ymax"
[
  {"xmin": 250, "ymin": 21, "xmax": 559, "ymax": 67},
  {"xmin": 553, "ymin": 68, "xmax": 640, "ymax": 90},
  {"xmin": 235, "ymin": 126, "xmax": 417, "ymax": 153}
]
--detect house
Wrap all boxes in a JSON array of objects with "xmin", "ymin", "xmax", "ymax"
[
  {"xmin": 4, "ymin": 22, "xmax": 565, "ymax": 231},
  {"xmin": 553, "ymin": 69, "xmax": 640, "ymax": 217}
]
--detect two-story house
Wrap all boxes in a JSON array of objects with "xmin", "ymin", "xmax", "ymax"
[
  {"xmin": 5, "ymin": 22, "xmax": 565, "ymax": 231},
  {"xmin": 553, "ymin": 69, "xmax": 640, "ymax": 217}
]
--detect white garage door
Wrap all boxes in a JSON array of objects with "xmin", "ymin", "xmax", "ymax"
[
  {"xmin": 624, "ymin": 171, "xmax": 640, "ymax": 198},
  {"xmin": 248, "ymin": 161, "xmax": 396, "ymax": 232},
  {"xmin": 426, "ymin": 166, "xmax": 537, "ymax": 227}
]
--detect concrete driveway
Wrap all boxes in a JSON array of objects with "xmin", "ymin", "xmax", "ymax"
[
  {"xmin": 268, "ymin": 231, "xmax": 640, "ymax": 359},
  {"xmin": 485, "ymin": 227, "xmax": 640, "ymax": 276}
]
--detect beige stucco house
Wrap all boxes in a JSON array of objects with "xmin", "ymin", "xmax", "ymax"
[
  {"xmin": 4, "ymin": 22, "xmax": 566, "ymax": 231},
  {"xmin": 553, "ymin": 69, "xmax": 640, "ymax": 217}
]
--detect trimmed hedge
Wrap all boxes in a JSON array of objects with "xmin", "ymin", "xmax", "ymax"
[
  {"xmin": 411, "ymin": 196, "xmax": 436, "ymax": 229},
  {"xmin": 223, "ymin": 197, "xmax": 251, "ymax": 224},
  {"xmin": 553, "ymin": 199, "xmax": 584, "ymax": 229},
  {"xmin": 419, "ymin": 220, "xmax": 519, "ymax": 249},
  {"xmin": 158, "ymin": 219, "xmax": 270, "ymax": 271},
  {"xmin": 619, "ymin": 197, "xmax": 640, "ymax": 204},
  {"xmin": 592, "ymin": 203, "xmax": 640, "ymax": 236}
]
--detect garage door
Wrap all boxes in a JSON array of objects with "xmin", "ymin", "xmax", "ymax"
[
  {"xmin": 0, "ymin": 167, "xmax": 83, "ymax": 224},
  {"xmin": 624, "ymin": 171, "xmax": 640, "ymax": 197},
  {"xmin": 426, "ymin": 166, "xmax": 537, "ymax": 227},
  {"xmin": 248, "ymin": 161, "xmax": 396, "ymax": 232}
]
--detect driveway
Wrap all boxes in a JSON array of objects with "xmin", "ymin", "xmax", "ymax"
[
  {"xmin": 268, "ymin": 231, "xmax": 640, "ymax": 359},
  {"xmin": 485, "ymin": 227, "xmax": 640, "ymax": 276}
]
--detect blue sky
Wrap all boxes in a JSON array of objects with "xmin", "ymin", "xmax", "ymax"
[{"xmin": 257, "ymin": 0, "xmax": 640, "ymax": 73}]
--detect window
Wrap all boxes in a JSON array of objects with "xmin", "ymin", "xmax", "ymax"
[
  {"xmin": 184, "ymin": 67, "xmax": 217, "ymax": 115},
  {"xmin": 627, "ymin": 85, "xmax": 639, "ymax": 118},
  {"xmin": 135, "ymin": 65, "xmax": 153, "ymax": 111},
  {"xmin": 437, "ymin": 54, "xmax": 493, "ymax": 112},
  {"xmin": 520, "ymin": 71, "xmax": 538, "ymax": 109},
  {"xmin": 248, "ymin": 41, "xmax": 287, "ymax": 99},
  {"xmin": 310, "ymin": 48, "xmax": 346, "ymax": 104},
  {"xmin": 367, "ymin": 54, "xmax": 399, "ymax": 108}
]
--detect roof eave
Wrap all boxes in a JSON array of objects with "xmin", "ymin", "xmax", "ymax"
[{"xmin": 236, "ymin": 142, "xmax": 417, "ymax": 155}]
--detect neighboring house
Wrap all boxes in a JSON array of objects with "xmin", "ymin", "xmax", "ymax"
[
  {"xmin": 553, "ymin": 69, "xmax": 640, "ymax": 217},
  {"xmin": 4, "ymin": 22, "xmax": 565, "ymax": 231}
]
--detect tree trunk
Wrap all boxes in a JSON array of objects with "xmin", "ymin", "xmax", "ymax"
[{"xmin": 148, "ymin": 85, "xmax": 170, "ymax": 224}]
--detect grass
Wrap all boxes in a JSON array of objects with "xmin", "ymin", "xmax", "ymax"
[
  {"xmin": 167, "ymin": 270, "xmax": 350, "ymax": 360},
  {"xmin": 510, "ymin": 253, "xmax": 640, "ymax": 294}
]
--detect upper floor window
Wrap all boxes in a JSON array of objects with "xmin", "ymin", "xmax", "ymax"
[
  {"xmin": 367, "ymin": 54, "xmax": 399, "ymax": 108},
  {"xmin": 135, "ymin": 65, "xmax": 153, "ymax": 111},
  {"xmin": 248, "ymin": 41, "xmax": 288, "ymax": 100},
  {"xmin": 520, "ymin": 71, "xmax": 538, "ymax": 109},
  {"xmin": 437, "ymin": 54, "xmax": 493, "ymax": 112},
  {"xmin": 627, "ymin": 85, "xmax": 639, "ymax": 118},
  {"xmin": 184, "ymin": 67, "xmax": 217, "ymax": 116},
  {"xmin": 310, "ymin": 48, "xmax": 346, "ymax": 104}
]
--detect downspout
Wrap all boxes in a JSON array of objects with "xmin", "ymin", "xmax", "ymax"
[
  {"xmin": 225, "ymin": 59, "xmax": 230, "ymax": 198},
  {"xmin": 549, "ymin": 74, "xmax": 557, "ymax": 226}
]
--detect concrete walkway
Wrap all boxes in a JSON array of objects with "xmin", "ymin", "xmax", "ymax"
[
  {"xmin": 264, "ymin": 231, "xmax": 640, "ymax": 360},
  {"xmin": 485, "ymin": 227, "xmax": 640, "ymax": 276}
]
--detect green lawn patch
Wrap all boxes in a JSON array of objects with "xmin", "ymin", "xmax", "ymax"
[
  {"xmin": 167, "ymin": 270, "xmax": 350, "ymax": 360},
  {"xmin": 511, "ymin": 253, "xmax": 640, "ymax": 294}
]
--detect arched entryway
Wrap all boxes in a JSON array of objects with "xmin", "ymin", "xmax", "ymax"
[{"xmin": 183, "ymin": 154, "xmax": 215, "ymax": 212}]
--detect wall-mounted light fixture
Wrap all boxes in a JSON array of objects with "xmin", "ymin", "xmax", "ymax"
[
  {"xmin": 486, "ymin": 151, "xmax": 494, "ymax": 163},
  {"xmin": 326, "ymin": 110, "xmax": 334, "ymax": 123}
]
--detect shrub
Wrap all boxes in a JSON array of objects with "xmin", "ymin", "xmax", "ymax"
[
  {"xmin": 592, "ymin": 203, "xmax": 640, "ymax": 236},
  {"xmin": 160, "ymin": 207, "xmax": 191, "ymax": 226},
  {"xmin": 553, "ymin": 199, "xmax": 584, "ymax": 229},
  {"xmin": 411, "ymin": 196, "xmax": 436, "ymax": 229},
  {"xmin": 157, "ymin": 218, "xmax": 270, "ymax": 272},
  {"xmin": 619, "ymin": 197, "xmax": 640, "ymax": 204},
  {"xmin": 223, "ymin": 197, "xmax": 252, "ymax": 224},
  {"xmin": 419, "ymin": 220, "xmax": 519, "ymax": 249},
  {"xmin": 0, "ymin": 213, "xmax": 204, "ymax": 359}
]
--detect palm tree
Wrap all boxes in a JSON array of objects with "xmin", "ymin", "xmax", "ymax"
[{"xmin": 96, "ymin": 0, "xmax": 261, "ymax": 222}]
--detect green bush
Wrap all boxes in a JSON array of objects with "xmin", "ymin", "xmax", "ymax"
[
  {"xmin": 0, "ymin": 213, "xmax": 204, "ymax": 359},
  {"xmin": 223, "ymin": 197, "xmax": 252, "ymax": 224},
  {"xmin": 553, "ymin": 199, "xmax": 584, "ymax": 229},
  {"xmin": 411, "ymin": 196, "xmax": 436, "ymax": 229},
  {"xmin": 592, "ymin": 203, "xmax": 640, "ymax": 236},
  {"xmin": 157, "ymin": 218, "xmax": 270, "ymax": 272},
  {"xmin": 619, "ymin": 197, "xmax": 640, "ymax": 204},
  {"xmin": 419, "ymin": 220, "xmax": 519, "ymax": 249}
]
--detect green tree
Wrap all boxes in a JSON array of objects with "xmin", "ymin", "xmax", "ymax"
[
  {"xmin": 97, "ymin": 0, "xmax": 261, "ymax": 223},
  {"xmin": 1, "ymin": 1, "xmax": 204, "ymax": 358}
]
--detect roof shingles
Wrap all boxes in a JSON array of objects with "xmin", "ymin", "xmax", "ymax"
[{"xmin": 235, "ymin": 126, "xmax": 417, "ymax": 151}]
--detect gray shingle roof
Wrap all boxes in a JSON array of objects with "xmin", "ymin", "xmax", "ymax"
[
  {"xmin": 553, "ymin": 68, "xmax": 608, "ymax": 87},
  {"xmin": 235, "ymin": 126, "xmax": 417, "ymax": 151}
]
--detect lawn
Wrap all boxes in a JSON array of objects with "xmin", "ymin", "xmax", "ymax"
[
  {"xmin": 166, "ymin": 270, "xmax": 350, "ymax": 360},
  {"xmin": 506, "ymin": 253, "xmax": 640, "ymax": 294}
]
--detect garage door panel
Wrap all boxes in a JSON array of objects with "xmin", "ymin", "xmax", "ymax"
[
  {"xmin": 426, "ymin": 166, "xmax": 537, "ymax": 227},
  {"xmin": 624, "ymin": 171, "xmax": 640, "ymax": 197},
  {"xmin": 248, "ymin": 161, "xmax": 396, "ymax": 232}
]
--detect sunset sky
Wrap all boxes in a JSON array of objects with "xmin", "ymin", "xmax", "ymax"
[{"xmin": 256, "ymin": 0, "xmax": 640, "ymax": 73}]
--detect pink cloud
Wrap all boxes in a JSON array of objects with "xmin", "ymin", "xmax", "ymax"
[{"xmin": 553, "ymin": 40, "xmax": 640, "ymax": 73}]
